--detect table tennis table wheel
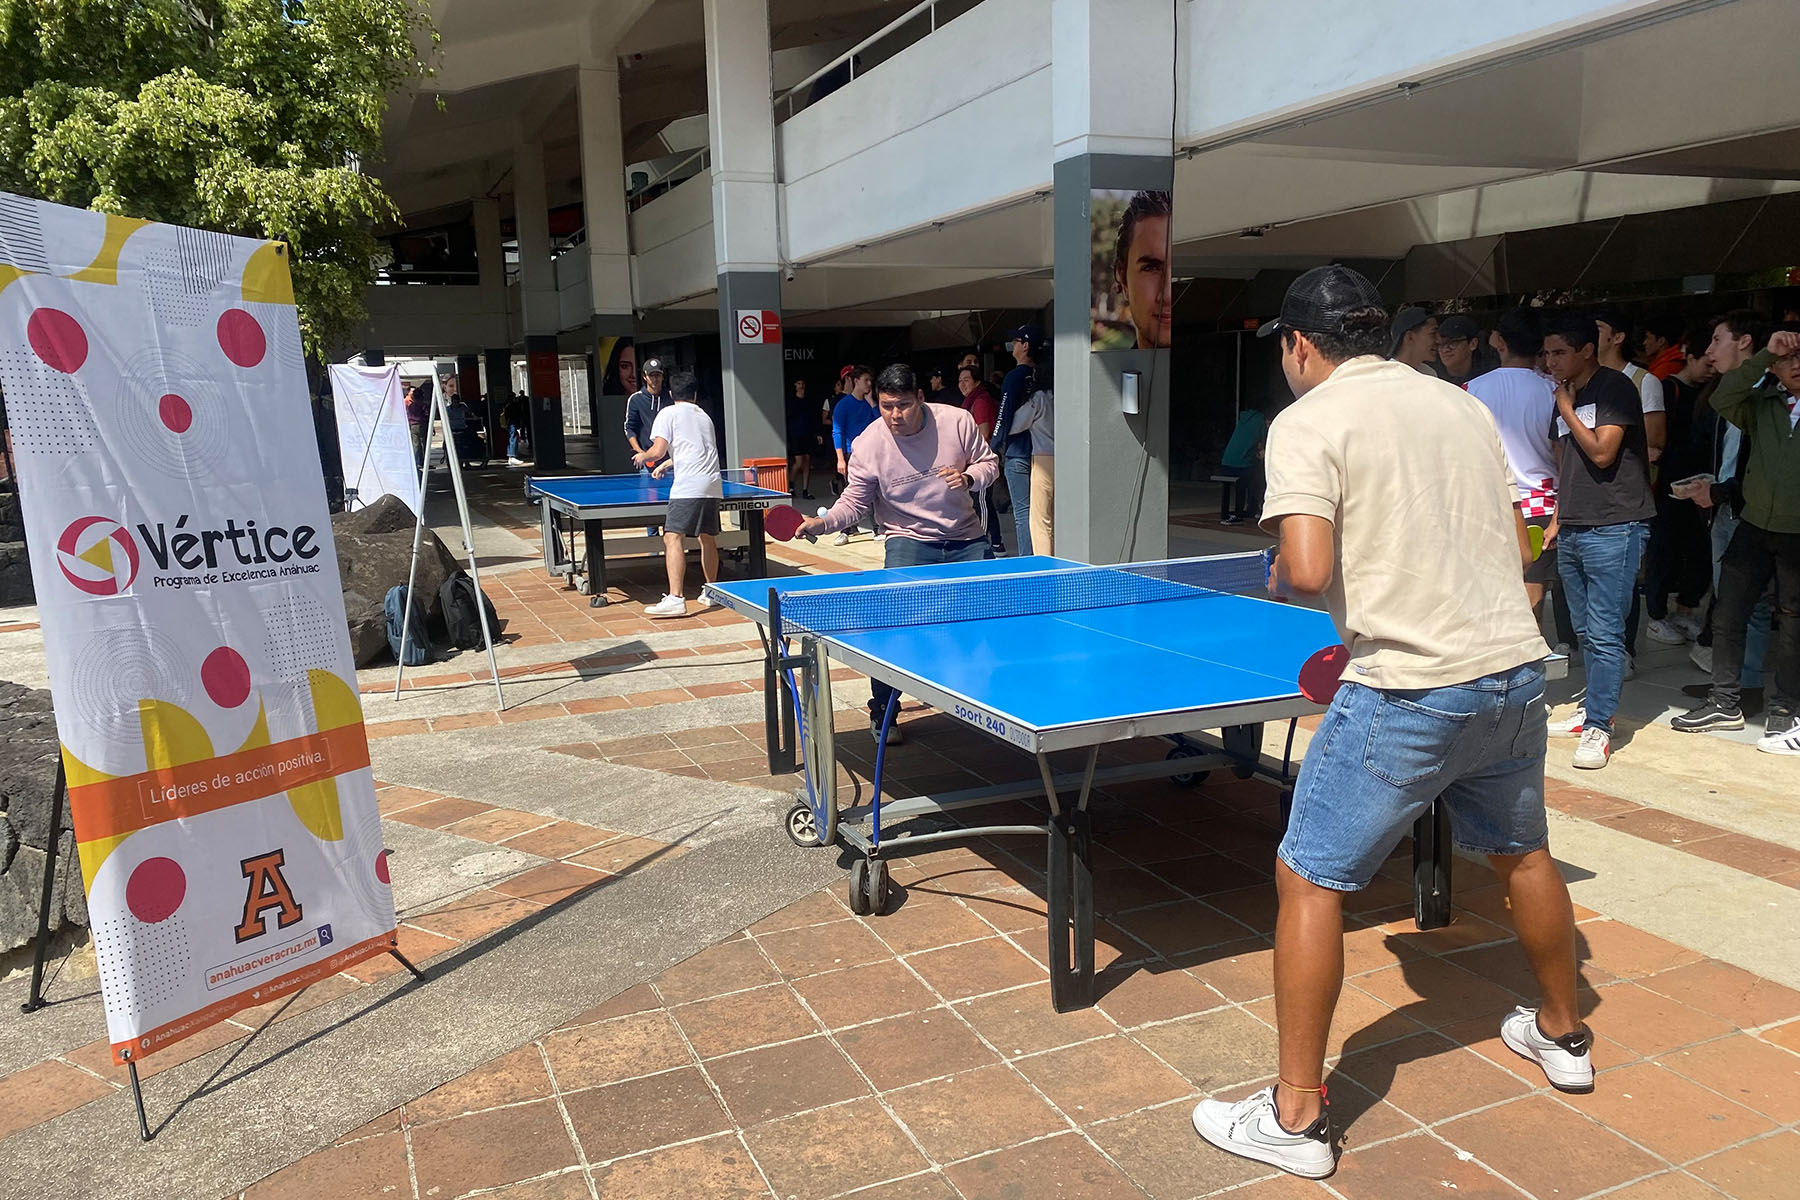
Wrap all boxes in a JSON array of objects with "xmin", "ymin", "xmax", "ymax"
[
  {"xmin": 1165, "ymin": 746, "xmax": 1208, "ymax": 787},
  {"xmin": 785, "ymin": 799, "xmax": 822, "ymax": 849},
  {"xmin": 847, "ymin": 857, "xmax": 890, "ymax": 915}
]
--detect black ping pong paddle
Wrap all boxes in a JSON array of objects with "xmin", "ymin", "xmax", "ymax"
[{"xmin": 1297, "ymin": 644, "xmax": 1350, "ymax": 704}]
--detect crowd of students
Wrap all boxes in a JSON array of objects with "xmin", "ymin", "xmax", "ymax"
[{"xmin": 1387, "ymin": 302, "xmax": 1798, "ymax": 765}]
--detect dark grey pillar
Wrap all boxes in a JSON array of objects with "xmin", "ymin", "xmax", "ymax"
[
  {"xmin": 1052, "ymin": 154, "xmax": 1173, "ymax": 565},
  {"xmin": 716, "ymin": 270, "xmax": 785, "ymax": 473},
  {"xmin": 483, "ymin": 348, "xmax": 511, "ymax": 439}
]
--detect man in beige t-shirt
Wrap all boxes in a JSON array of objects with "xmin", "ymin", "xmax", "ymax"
[{"xmin": 1191, "ymin": 267, "xmax": 1591, "ymax": 1182}]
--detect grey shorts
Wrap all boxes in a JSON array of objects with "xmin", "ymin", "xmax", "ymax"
[{"xmin": 664, "ymin": 497, "xmax": 721, "ymax": 537}]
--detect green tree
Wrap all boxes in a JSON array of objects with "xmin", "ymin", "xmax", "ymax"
[{"xmin": 0, "ymin": 0, "xmax": 435, "ymax": 356}]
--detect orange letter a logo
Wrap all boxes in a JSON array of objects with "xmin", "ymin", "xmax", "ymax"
[{"xmin": 236, "ymin": 850, "xmax": 305, "ymax": 942}]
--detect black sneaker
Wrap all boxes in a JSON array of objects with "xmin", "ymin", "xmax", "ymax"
[
  {"xmin": 1670, "ymin": 701, "xmax": 1745, "ymax": 733},
  {"xmin": 1765, "ymin": 708, "xmax": 1797, "ymax": 737}
]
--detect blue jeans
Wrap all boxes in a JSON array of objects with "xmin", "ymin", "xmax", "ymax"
[
  {"xmin": 1558, "ymin": 522, "xmax": 1647, "ymax": 733},
  {"xmin": 1280, "ymin": 662, "xmax": 1549, "ymax": 891},
  {"xmin": 868, "ymin": 537, "xmax": 993, "ymax": 718},
  {"xmin": 639, "ymin": 465, "xmax": 659, "ymax": 537},
  {"xmin": 1712, "ymin": 505, "xmax": 1771, "ymax": 691},
  {"xmin": 1003, "ymin": 456, "xmax": 1033, "ymax": 556}
]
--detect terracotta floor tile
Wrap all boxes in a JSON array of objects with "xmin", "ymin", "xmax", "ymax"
[
  {"xmin": 365, "ymin": 718, "xmax": 430, "ymax": 739},
  {"xmin": 1441, "ymin": 1093, "xmax": 1664, "ymax": 1199},
  {"xmin": 1332, "ymin": 1029, "xmax": 1530, "ymax": 1124},
  {"xmin": 1579, "ymin": 920, "xmax": 1707, "ymax": 978},
  {"xmin": 562, "ymin": 1065, "xmax": 731, "ymax": 1163},
  {"xmin": 374, "ymin": 784, "xmax": 442, "ymax": 814},
  {"xmin": 406, "ymin": 1044, "xmax": 552, "ymax": 1124},
  {"xmin": 499, "ymin": 820, "xmax": 619, "ymax": 860},
  {"xmin": 1109, "ymin": 899, "xmax": 1259, "ymax": 959},
  {"xmin": 1545, "ymin": 781, "xmax": 1644, "ymax": 820},
  {"xmin": 432, "ymin": 710, "xmax": 502, "ymax": 731},
  {"xmin": 1762, "ymin": 1019, "xmax": 1800, "ymax": 1054},
  {"xmin": 490, "ymin": 860, "xmax": 609, "ymax": 905},
  {"xmin": 1690, "ymin": 1130, "xmax": 1800, "ymax": 1199},
  {"xmin": 627, "ymin": 687, "xmax": 692, "ymax": 708},
  {"xmin": 1662, "ymin": 1035, "xmax": 1800, "ymax": 1122},
  {"xmin": 1582, "ymin": 1171, "xmax": 1722, "ymax": 1200},
  {"xmin": 1349, "ymin": 956, "xmax": 1525, "ymax": 1029},
  {"xmin": 547, "ymin": 742, "xmax": 605, "ymax": 760},
  {"xmin": 479, "ymin": 1174, "xmax": 593, "ymax": 1200},
  {"xmin": 559, "ymin": 982, "xmax": 661, "ymax": 1029},
  {"xmin": 792, "ymin": 960, "xmax": 938, "ymax": 1029},
  {"xmin": 242, "ymin": 1130, "xmax": 410, "ymax": 1199},
  {"xmin": 1093, "ymin": 965, "xmax": 1227, "ymax": 1029},
  {"xmin": 835, "ymin": 1175, "xmax": 960, "ymax": 1200},
  {"xmin": 948, "ymin": 1132, "xmax": 1148, "ymax": 1200},
  {"xmin": 706, "ymin": 1035, "xmax": 870, "ymax": 1125},
  {"xmin": 1092, "ymin": 1100, "xmax": 1288, "ymax": 1198},
  {"xmin": 957, "ymin": 886, "xmax": 1051, "ymax": 934},
  {"xmin": 569, "ymin": 835, "xmax": 682, "ymax": 877},
  {"xmin": 1439, "ymin": 939, "xmax": 1614, "ymax": 1002},
  {"xmin": 334, "ymin": 1109, "xmax": 401, "ymax": 1144},
  {"xmin": 593, "ymin": 732, "xmax": 678, "ymax": 756},
  {"xmin": 1181, "ymin": 938, "xmax": 1277, "ymax": 1002},
  {"xmin": 1331, "ymin": 1130, "xmax": 1521, "ymax": 1199},
  {"xmin": 673, "ymin": 983, "xmax": 821, "ymax": 1058},
  {"xmin": 1015, "ymin": 1035, "xmax": 1191, "ymax": 1122},
  {"xmin": 862, "ymin": 895, "xmax": 997, "ymax": 956},
  {"xmin": 1129, "ymin": 1005, "xmax": 1281, "ymax": 1095},
  {"xmin": 562, "ymin": 695, "xmax": 632, "ymax": 714},
  {"xmin": 408, "ymin": 1097, "xmax": 579, "ymax": 1198},
  {"xmin": 1638, "ymin": 958, "xmax": 1800, "ymax": 1030},
  {"xmin": 748, "ymin": 890, "xmax": 851, "ymax": 936},
  {"xmin": 496, "ymin": 701, "xmax": 570, "ymax": 724},
  {"xmin": 405, "ymin": 888, "xmax": 540, "ymax": 942},
  {"xmin": 1242, "ymin": 986, "xmax": 1424, "ymax": 1066},
  {"xmin": 836, "ymin": 1007, "xmax": 1000, "ymax": 1091},
  {"xmin": 741, "ymin": 1097, "xmax": 927, "ymax": 1200},
  {"xmin": 757, "ymin": 918, "xmax": 893, "ymax": 979},
  {"xmin": 885, "ymin": 1064, "xmax": 1066, "ymax": 1161},
  {"xmin": 1586, "ymin": 981, "xmax": 1737, "ymax": 1057},
  {"xmin": 1576, "ymin": 1061, "xmax": 1776, "ymax": 1163},
  {"xmin": 442, "ymin": 806, "xmax": 554, "ymax": 843},
  {"xmin": 654, "ymin": 936, "xmax": 780, "ymax": 1005},
  {"xmin": 0, "ymin": 1060, "xmax": 117, "ymax": 1140},
  {"xmin": 1600, "ymin": 807, "xmax": 1727, "ymax": 848},
  {"xmin": 1202, "ymin": 886, "xmax": 1280, "ymax": 936},
  {"xmin": 950, "ymin": 982, "xmax": 1113, "ymax": 1058},
  {"xmin": 587, "ymin": 1132, "xmax": 772, "ymax": 1198},
  {"xmin": 384, "ymin": 795, "xmax": 493, "ymax": 829},
  {"xmin": 1204, "ymin": 1174, "xmax": 1337, "ymax": 1200},
  {"xmin": 540, "ymin": 1011, "xmax": 692, "ymax": 1090},
  {"xmin": 905, "ymin": 936, "xmax": 1048, "ymax": 1002}
]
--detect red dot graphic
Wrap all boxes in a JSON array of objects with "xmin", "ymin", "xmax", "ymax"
[
  {"xmin": 201, "ymin": 646, "xmax": 252, "ymax": 708},
  {"xmin": 375, "ymin": 849, "xmax": 392, "ymax": 885},
  {"xmin": 27, "ymin": 308, "xmax": 88, "ymax": 373},
  {"xmin": 217, "ymin": 309, "xmax": 266, "ymax": 367},
  {"xmin": 158, "ymin": 393, "xmax": 193, "ymax": 433},
  {"xmin": 127, "ymin": 858, "xmax": 186, "ymax": 924}
]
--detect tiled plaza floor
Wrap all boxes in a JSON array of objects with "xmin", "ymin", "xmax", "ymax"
[{"xmin": 233, "ymin": 757, "xmax": 1800, "ymax": 1200}]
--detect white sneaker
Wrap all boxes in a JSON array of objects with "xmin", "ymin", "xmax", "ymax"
[
  {"xmin": 696, "ymin": 593, "xmax": 721, "ymax": 610},
  {"xmin": 1501, "ymin": 1007, "xmax": 1595, "ymax": 1093},
  {"xmin": 507, "ymin": 456, "xmax": 527, "ymax": 467},
  {"xmin": 1689, "ymin": 643, "xmax": 1713, "ymax": 675},
  {"xmin": 1758, "ymin": 713, "xmax": 1800, "ymax": 756},
  {"xmin": 1548, "ymin": 706, "xmax": 1586, "ymax": 737},
  {"xmin": 1572, "ymin": 726, "xmax": 1611, "ymax": 769},
  {"xmin": 1645, "ymin": 618, "xmax": 1689, "ymax": 646},
  {"xmin": 645, "ymin": 594, "xmax": 686, "ymax": 619},
  {"xmin": 832, "ymin": 531, "xmax": 850, "ymax": 547},
  {"xmin": 1191, "ymin": 1086, "xmax": 1335, "ymax": 1179},
  {"xmin": 1673, "ymin": 611, "xmax": 1706, "ymax": 640}
]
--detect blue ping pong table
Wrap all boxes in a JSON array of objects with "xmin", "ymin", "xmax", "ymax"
[
  {"xmin": 527, "ymin": 469, "xmax": 790, "ymax": 606},
  {"xmin": 709, "ymin": 551, "xmax": 1341, "ymax": 1010}
]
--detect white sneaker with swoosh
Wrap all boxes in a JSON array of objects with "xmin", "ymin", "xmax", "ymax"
[{"xmin": 1192, "ymin": 1085, "xmax": 1335, "ymax": 1179}]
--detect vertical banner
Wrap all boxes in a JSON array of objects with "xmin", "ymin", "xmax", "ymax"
[
  {"xmin": 1089, "ymin": 189, "xmax": 1172, "ymax": 351},
  {"xmin": 0, "ymin": 194, "xmax": 397, "ymax": 1064},
  {"xmin": 330, "ymin": 363, "xmax": 421, "ymax": 515}
]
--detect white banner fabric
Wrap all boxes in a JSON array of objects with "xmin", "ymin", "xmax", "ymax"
[
  {"xmin": 329, "ymin": 363, "xmax": 420, "ymax": 515},
  {"xmin": 0, "ymin": 194, "xmax": 397, "ymax": 1064}
]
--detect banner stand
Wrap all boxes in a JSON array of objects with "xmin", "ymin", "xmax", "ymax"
[
  {"xmin": 393, "ymin": 390, "xmax": 505, "ymax": 710},
  {"xmin": 19, "ymin": 761, "xmax": 428, "ymax": 1141}
]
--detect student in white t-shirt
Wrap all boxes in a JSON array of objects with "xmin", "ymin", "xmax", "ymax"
[
  {"xmin": 1595, "ymin": 308, "xmax": 1667, "ymax": 463},
  {"xmin": 1467, "ymin": 309, "xmax": 1560, "ymax": 612},
  {"xmin": 631, "ymin": 370, "xmax": 724, "ymax": 619}
]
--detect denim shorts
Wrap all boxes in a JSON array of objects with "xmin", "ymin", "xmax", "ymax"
[{"xmin": 1278, "ymin": 661, "xmax": 1549, "ymax": 892}]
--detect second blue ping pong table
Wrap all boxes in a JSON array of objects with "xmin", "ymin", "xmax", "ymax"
[{"xmin": 528, "ymin": 469, "xmax": 790, "ymax": 605}]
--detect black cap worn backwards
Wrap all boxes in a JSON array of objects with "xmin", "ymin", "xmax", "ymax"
[{"xmin": 1256, "ymin": 265, "xmax": 1385, "ymax": 339}]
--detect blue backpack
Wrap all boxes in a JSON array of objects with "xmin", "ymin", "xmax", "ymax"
[{"xmin": 383, "ymin": 584, "xmax": 432, "ymax": 666}]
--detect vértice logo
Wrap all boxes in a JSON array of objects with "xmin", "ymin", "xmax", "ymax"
[
  {"xmin": 56, "ymin": 516, "xmax": 140, "ymax": 595},
  {"xmin": 56, "ymin": 513, "xmax": 323, "ymax": 595}
]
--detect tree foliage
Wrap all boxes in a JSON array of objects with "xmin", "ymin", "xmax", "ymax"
[{"xmin": 0, "ymin": 0, "xmax": 435, "ymax": 355}]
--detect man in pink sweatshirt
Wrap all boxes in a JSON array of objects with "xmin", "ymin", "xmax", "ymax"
[{"xmin": 799, "ymin": 362, "xmax": 1002, "ymax": 744}]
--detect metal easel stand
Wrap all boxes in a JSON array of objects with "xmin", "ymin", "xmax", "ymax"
[
  {"xmin": 19, "ymin": 763, "xmax": 428, "ymax": 1141},
  {"xmin": 394, "ymin": 392, "xmax": 505, "ymax": 710}
]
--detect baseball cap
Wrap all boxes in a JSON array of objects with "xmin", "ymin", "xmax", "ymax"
[
  {"xmin": 1387, "ymin": 306, "xmax": 1432, "ymax": 356},
  {"xmin": 642, "ymin": 358, "xmax": 666, "ymax": 375},
  {"xmin": 1437, "ymin": 314, "xmax": 1480, "ymax": 341},
  {"xmin": 1006, "ymin": 323, "xmax": 1045, "ymax": 347},
  {"xmin": 839, "ymin": 364, "xmax": 856, "ymax": 381},
  {"xmin": 1256, "ymin": 266, "xmax": 1384, "ymax": 340}
]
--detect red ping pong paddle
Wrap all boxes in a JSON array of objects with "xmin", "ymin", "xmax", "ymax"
[
  {"xmin": 1297, "ymin": 644, "xmax": 1350, "ymax": 704},
  {"xmin": 764, "ymin": 505, "xmax": 813, "ymax": 543}
]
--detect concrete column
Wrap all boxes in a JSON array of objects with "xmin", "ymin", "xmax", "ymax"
[
  {"xmin": 513, "ymin": 141, "xmax": 558, "ymax": 338},
  {"xmin": 473, "ymin": 197, "xmax": 504, "ymax": 292},
  {"xmin": 1050, "ymin": 0, "xmax": 1176, "ymax": 564},
  {"xmin": 577, "ymin": 60, "xmax": 634, "ymax": 321},
  {"xmin": 483, "ymin": 348, "xmax": 511, "ymax": 441},
  {"xmin": 703, "ymin": 0, "xmax": 784, "ymax": 468}
]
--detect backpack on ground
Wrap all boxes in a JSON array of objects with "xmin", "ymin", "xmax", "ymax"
[
  {"xmin": 437, "ymin": 570, "xmax": 498, "ymax": 651},
  {"xmin": 383, "ymin": 584, "xmax": 432, "ymax": 666}
]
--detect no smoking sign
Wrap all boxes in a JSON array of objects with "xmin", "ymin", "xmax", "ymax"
[{"xmin": 736, "ymin": 308, "xmax": 781, "ymax": 345}]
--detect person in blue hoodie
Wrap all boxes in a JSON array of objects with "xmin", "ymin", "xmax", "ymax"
[{"xmin": 991, "ymin": 325, "xmax": 1043, "ymax": 555}]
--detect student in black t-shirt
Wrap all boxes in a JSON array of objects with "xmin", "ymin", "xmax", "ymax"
[{"xmin": 1542, "ymin": 312, "xmax": 1656, "ymax": 771}]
